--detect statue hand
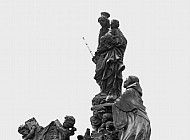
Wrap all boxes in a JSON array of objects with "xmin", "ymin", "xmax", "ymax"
[
  {"xmin": 71, "ymin": 127, "xmax": 77, "ymax": 132},
  {"xmin": 92, "ymin": 56, "xmax": 97, "ymax": 64}
]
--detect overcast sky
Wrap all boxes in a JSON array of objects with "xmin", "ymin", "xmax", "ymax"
[{"xmin": 0, "ymin": 0, "xmax": 189, "ymax": 140}]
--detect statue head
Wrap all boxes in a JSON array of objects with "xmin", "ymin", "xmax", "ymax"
[
  {"xmin": 111, "ymin": 19, "xmax": 119, "ymax": 29},
  {"xmin": 63, "ymin": 115, "xmax": 76, "ymax": 128},
  {"xmin": 124, "ymin": 75, "xmax": 139, "ymax": 88},
  {"xmin": 25, "ymin": 117, "xmax": 39, "ymax": 130},
  {"xmin": 18, "ymin": 124, "xmax": 30, "ymax": 138},
  {"xmin": 98, "ymin": 12, "xmax": 110, "ymax": 28},
  {"xmin": 100, "ymin": 12, "xmax": 110, "ymax": 19},
  {"xmin": 124, "ymin": 75, "xmax": 143, "ymax": 96}
]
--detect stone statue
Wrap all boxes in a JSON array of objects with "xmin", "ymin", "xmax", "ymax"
[
  {"xmin": 78, "ymin": 13, "xmax": 151, "ymax": 140},
  {"xmin": 97, "ymin": 12, "xmax": 111, "ymax": 48},
  {"xmin": 18, "ymin": 12, "xmax": 151, "ymax": 140},
  {"xmin": 18, "ymin": 116, "xmax": 77, "ymax": 140},
  {"xmin": 61, "ymin": 116, "xmax": 77, "ymax": 140},
  {"xmin": 112, "ymin": 76, "xmax": 151, "ymax": 140},
  {"xmin": 93, "ymin": 14, "xmax": 127, "ymax": 100},
  {"xmin": 82, "ymin": 13, "xmax": 128, "ymax": 140},
  {"xmin": 18, "ymin": 117, "xmax": 44, "ymax": 140},
  {"xmin": 92, "ymin": 12, "xmax": 110, "ymax": 65}
]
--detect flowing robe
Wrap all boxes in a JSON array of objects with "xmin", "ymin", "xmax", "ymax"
[
  {"xmin": 112, "ymin": 83, "xmax": 151, "ymax": 140},
  {"xmin": 94, "ymin": 28, "xmax": 127, "ymax": 98}
]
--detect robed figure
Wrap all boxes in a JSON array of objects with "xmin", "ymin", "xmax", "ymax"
[
  {"xmin": 112, "ymin": 76, "xmax": 151, "ymax": 140},
  {"xmin": 93, "ymin": 14, "xmax": 127, "ymax": 100}
]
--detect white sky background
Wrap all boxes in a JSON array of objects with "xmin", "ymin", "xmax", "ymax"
[{"xmin": 0, "ymin": 0, "xmax": 189, "ymax": 140}]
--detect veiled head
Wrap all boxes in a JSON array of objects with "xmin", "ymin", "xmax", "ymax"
[
  {"xmin": 63, "ymin": 115, "xmax": 76, "ymax": 128},
  {"xmin": 98, "ymin": 12, "xmax": 110, "ymax": 28},
  {"xmin": 124, "ymin": 75, "xmax": 139, "ymax": 88}
]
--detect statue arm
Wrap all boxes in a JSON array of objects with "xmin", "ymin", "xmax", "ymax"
[
  {"xmin": 112, "ymin": 29, "xmax": 127, "ymax": 47},
  {"xmin": 92, "ymin": 44, "xmax": 112, "ymax": 64},
  {"xmin": 92, "ymin": 45, "xmax": 105, "ymax": 64},
  {"xmin": 69, "ymin": 127, "xmax": 77, "ymax": 136},
  {"xmin": 96, "ymin": 42, "xmax": 113, "ymax": 54},
  {"xmin": 92, "ymin": 34, "xmax": 115, "ymax": 64},
  {"xmin": 96, "ymin": 33, "xmax": 115, "ymax": 54}
]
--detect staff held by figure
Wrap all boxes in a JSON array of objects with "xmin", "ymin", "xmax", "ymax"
[{"xmin": 82, "ymin": 37, "xmax": 94, "ymax": 57}]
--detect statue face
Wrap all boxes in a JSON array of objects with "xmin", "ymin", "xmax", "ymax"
[
  {"xmin": 99, "ymin": 17, "xmax": 108, "ymax": 27},
  {"xmin": 111, "ymin": 20, "xmax": 119, "ymax": 29},
  {"xmin": 63, "ymin": 120, "xmax": 74, "ymax": 128},
  {"xmin": 124, "ymin": 78, "xmax": 130, "ymax": 88},
  {"xmin": 124, "ymin": 76, "xmax": 139, "ymax": 88},
  {"xmin": 18, "ymin": 126, "xmax": 30, "ymax": 136},
  {"xmin": 111, "ymin": 23, "xmax": 116, "ymax": 29}
]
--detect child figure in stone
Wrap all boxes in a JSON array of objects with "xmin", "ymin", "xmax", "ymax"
[
  {"xmin": 105, "ymin": 19, "xmax": 127, "ymax": 48},
  {"xmin": 101, "ymin": 19, "xmax": 127, "ymax": 101}
]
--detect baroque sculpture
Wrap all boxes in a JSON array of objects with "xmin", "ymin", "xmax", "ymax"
[
  {"xmin": 92, "ymin": 12, "xmax": 127, "ymax": 101},
  {"xmin": 18, "ymin": 116, "xmax": 77, "ymax": 140},
  {"xmin": 112, "ymin": 76, "xmax": 151, "ymax": 140},
  {"xmin": 79, "ymin": 12, "xmax": 151, "ymax": 140},
  {"xmin": 18, "ymin": 12, "xmax": 151, "ymax": 140}
]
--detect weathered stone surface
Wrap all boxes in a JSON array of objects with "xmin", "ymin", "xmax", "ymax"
[
  {"xmin": 18, "ymin": 12, "xmax": 151, "ymax": 140},
  {"xmin": 112, "ymin": 76, "xmax": 151, "ymax": 140},
  {"xmin": 18, "ymin": 116, "xmax": 76, "ymax": 140},
  {"xmin": 92, "ymin": 12, "xmax": 127, "ymax": 100},
  {"xmin": 78, "ymin": 12, "xmax": 151, "ymax": 140}
]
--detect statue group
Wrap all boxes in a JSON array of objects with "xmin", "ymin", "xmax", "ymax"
[
  {"xmin": 87, "ymin": 12, "xmax": 151, "ymax": 140},
  {"xmin": 92, "ymin": 12, "xmax": 127, "ymax": 101},
  {"xmin": 18, "ymin": 12, "xmax": 151, "ymax": 140},
  {"xmin": 18, "ymin": 116, "xmax": 76, "ymax": 140}
]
